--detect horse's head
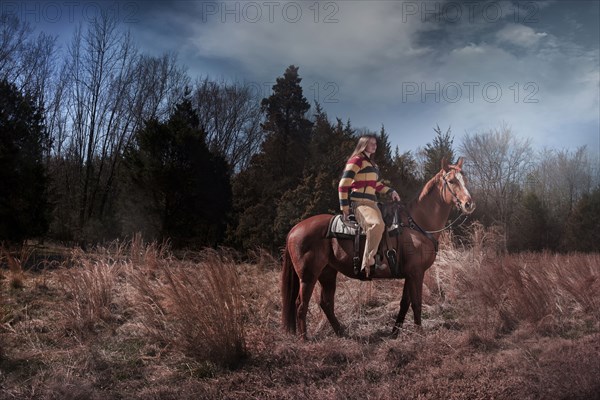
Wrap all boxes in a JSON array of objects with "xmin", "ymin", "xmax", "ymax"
[{"xmin": 440, "ymin": 157, "xmax": 476, "ymax": 214}]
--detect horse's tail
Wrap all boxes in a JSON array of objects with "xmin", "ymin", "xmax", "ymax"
[{"xmin": 281, "ymin": 243, "xmax": 299, "ymax": 334}]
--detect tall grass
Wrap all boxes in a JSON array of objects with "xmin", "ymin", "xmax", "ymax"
[
  {"xmin": 0, "ymin": 244, "xmax": 34, "ymax": 289},
  {"xmin": 1, "ymin": 230, "xmax": 599, "ymax": 399},
  {"xmin": 128, "ymin": 248, "xmax": 247, "ymax": 368},
  {"xmin": 426, "ymin": 222, "xmax": 600, "ymax": 336},
  {"xmin": 49, "ymin": 237, "xmax": 247, "ymax": 368},
  {"xmin": 58, "ymin": 250, "xmax": 124, "ymax": 335}
]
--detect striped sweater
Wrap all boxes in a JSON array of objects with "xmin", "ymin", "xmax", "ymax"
[{"xmin": 338, "ymin": 153, "xmax": 393, "ymax": 212}]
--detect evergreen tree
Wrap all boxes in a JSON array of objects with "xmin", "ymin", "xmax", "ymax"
[
  {"xmin": 562, "ymin": 188, "xmax": 600, "ymax": 252},
  {"xmin": 510, "ymin": 192, "xmax": 550, "ymax": 251},
  {"xmin": 375, "ymin": 125, "xmax": 395, "ymax": 182},
  {"xmin": 0, "ymin": 80, "xmax": 51, "ymax": 242},
  {"xmin": 125, "ymin": 97, "xmax": 232, "ymax": 247},
  {"xmin": 368, "ymin": 126, "xmax": 421, "ymax": 203},
  {"xmin": 231, "ymin": 66, "xmax": 313, "ymax": 251},
  {"xmin": 274, "ymin": 106, "xmax": 355, "ymax": 242},
  {"xmin": 423, "ymin": 125, "xmax": 455, "ymax": 179},
  {"xmin": 259, "ymin": 65, "xmax": 313, "ymax": 187},
  {"xmin": 390, "ymin": 147, "xmax": 422, "ymax": 201}
]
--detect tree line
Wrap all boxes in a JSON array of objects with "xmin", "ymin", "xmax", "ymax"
[{"xmin": 1, "ymin": 14, "xmax": 598, "ymax": 252}]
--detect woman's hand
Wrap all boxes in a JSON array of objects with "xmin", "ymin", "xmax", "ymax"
[{"xmin": 391, "ymin": 191, "xmax": 401, "ymax": 202}]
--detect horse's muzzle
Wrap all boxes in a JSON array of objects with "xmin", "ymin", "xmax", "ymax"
[{"xmin": 462, "ymin": 201, "xmax": 476, "ymax": 214}]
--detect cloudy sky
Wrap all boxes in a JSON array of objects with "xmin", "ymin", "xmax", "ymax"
[{"xmin": 18, "ymin": 0, "xmax": 600, "ymax": 156}]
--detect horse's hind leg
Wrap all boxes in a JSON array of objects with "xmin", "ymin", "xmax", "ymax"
[
  {"xmin": 318, "ymin": 266, "xmax": 345, "ymax": 337},
  {"xmin": 297, "ymin": 279, "xmax": 317, "ymax": 340}
]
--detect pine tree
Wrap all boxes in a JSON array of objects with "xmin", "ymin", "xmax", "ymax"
[
  {"xmin": 125, "ymin": 97, "xmax": 232, "ymax": 247},
  {"xmin": 562, "ymin": 188, "xmax": 600, "ymax": 252},
  {"xmin": 273, "ymin": 106, "xmax": 355, "ymax": 242},
  {"xmin": 0, "ymin": 80, "xmax": 51, "ymax": 242},
  {"xmin": 390, "ymin": 147, "xmax": 422, "ymax": 201},
  {"xmin": 375, "ymin": 125, "xmax": 394, "ymax": 182},
  {"xmin": 423, "ymin": 125, "xmax": 455, "ymax": 179},
  {"xmin": 510, "ymin": 192, "xmax": 550, "ymax": 251},
  {"xmin": 231, "ymin": 66, "xmax": 313, "ymax": 251},
  {"xmin": 259, "ymin": 65, "xmax": 313, "ymax": 188}
]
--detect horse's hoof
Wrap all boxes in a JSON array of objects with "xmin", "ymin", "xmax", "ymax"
[{"xmin": 335, "ymin": 325, "xmax": 348, "ymax": 338}]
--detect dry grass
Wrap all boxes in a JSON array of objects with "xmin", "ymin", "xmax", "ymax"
[
  {"xmin": 128, "ymin": 248, "xmax": 247, "ymax": 368},
  {"xmin": 57, "ymin": 251, "xmax": 124, "ymax": 336},
  {"xmin": 0, "ymin": 245, "xmax": 34, "ymax": 289},
  {"xmin": 1, "ymin": 229, "xmax": 599, "ymax": 399}
]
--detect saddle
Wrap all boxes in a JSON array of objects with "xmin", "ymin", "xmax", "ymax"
[
  {"xmin": 326, "ymin": 214, "xmax": 361, "ymax": 239},
  {"xmin": 326, "ymin": 203, "xmax": 404, "ymax": 278}
]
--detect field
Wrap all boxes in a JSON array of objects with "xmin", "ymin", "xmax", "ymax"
[{"xmin": 1, "ymin": 228, "xmax": 599, "ymax": 400}]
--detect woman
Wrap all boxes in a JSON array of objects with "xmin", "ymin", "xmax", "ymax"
[{"xmin": 338, "ymin": 135, "xmax": 401, "ymax": 277}]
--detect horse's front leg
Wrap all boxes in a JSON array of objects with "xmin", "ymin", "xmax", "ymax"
[
  {"xmin": 392, "ymin": 279, "xmax": 411, "ymax": 337},
  {"xmin": 408, "ymin": 272, "xmax": 425, "ymax": 327}
]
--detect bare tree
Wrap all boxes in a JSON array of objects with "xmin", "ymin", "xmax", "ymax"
[
  {"xmin": 0, "ymin": 13, "xmax": 31, "ymax": 82},
  {"xmin": 61, "ymin": 17, "xmax": 131, "ymax": 235},
  {"xmin": 529, "ymin": 146, "xmax": 596, "ymax": 214},
  {"xmin": 51, "ymin": 14, "xmax": 189, "ymax": 242},
  {"xmin": 0, "ymin": 13, "xmax": 57, "ymax": 100},
  {"xmin": 460, "ymin": 125, "xmax": 534, "ymax": 229},
  {"xmin": 193, "ymin": 77, "xmax": 263, "ymax": 171},
  {"xmin": 134, "ymin": 53, "xmax": 189, "ymax": 124},
  {"xmin": 0, "ymin": 13, "xmax": 58, "ymax": 160}
]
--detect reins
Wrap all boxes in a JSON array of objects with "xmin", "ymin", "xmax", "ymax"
[
  {"xmin": 391, "ymin": 202, "xmax": 439, "ymax": 253},
  {"xmin": 389, "ymin": 168, "xmax": 470, "ymax": 239},
  {"xmin": 424, "ymin": 212, "xmax": 469, "ymax": 234}
]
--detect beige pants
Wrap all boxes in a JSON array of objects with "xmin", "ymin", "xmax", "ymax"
[{"xmin": 353, "ymin": 200, "xmax": 385, "ymax": 270}]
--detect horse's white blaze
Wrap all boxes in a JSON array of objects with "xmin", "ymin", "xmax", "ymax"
[{"xmin": 456, "ymin": 172, "xmax": 471, "ymax": 199}]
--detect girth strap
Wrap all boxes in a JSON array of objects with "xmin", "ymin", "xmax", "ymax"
[
  {"xmin": 406, "ymin": 214, "xmax": 439, "ymax": 253},
  {"xmin": 353, "ymin": 223, "xmax": 361, "ymax": 275}
]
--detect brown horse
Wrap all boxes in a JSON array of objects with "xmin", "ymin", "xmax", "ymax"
[{"xmin": 281, "ymin": 158, "xmax": 475, "ymax": 339}]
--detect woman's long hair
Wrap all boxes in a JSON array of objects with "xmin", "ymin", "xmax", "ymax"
[{"xmin": 350, "ymin": 134, "xmax": 378, "ymax": 162}]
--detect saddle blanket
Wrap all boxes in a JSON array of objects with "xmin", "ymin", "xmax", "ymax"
[
  {"xmin": 326, "ymin": 215, "xmax": 361, "ymax": 239},
  {"xmin": 326, "ymin": 215, "xmax": 400, "ymax": 239}
]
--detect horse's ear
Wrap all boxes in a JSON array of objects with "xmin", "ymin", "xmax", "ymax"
[
  {"xmin": 456, "ymin": 157, "xmax": 464, "ymax": 169},
  {"xmin": 441, "ymin": 157, "xmax": 449, "ymax": 171}
]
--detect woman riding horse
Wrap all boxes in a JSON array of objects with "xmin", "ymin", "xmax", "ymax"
[
  {"xmin": 338, "ymin": 135, "xmax": 401, "ymax": 277},
  {"xmin": 282, "ymin": 155, "xmax": 475, "ymax": 340}
]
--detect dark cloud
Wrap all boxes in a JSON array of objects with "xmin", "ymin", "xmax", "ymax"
[{"xmin": 9, "ymin": 0, "xmax": 600, "ymax": 153}]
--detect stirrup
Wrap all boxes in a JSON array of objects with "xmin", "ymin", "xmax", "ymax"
[
  {"xmin": 353, "ymin": 256, "xmax": 360, "ymax": 275},
  {"xmin": 386, "ymin": 249, "xmax": 397, "ymax": 269}
]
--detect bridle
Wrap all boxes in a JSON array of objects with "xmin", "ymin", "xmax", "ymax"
[
  {"xmin": 442, "ymin": 169, "xmax": 463, "ymax": 210},
  {"xmin": 388, "ymin": 166, "xmax": 472, "ymax": 247},
  {"xmin": 425, "ymin": 169, "xmax": 470, "ymax": 234}
]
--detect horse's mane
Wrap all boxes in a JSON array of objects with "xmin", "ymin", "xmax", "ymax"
[
  {"xmin": 417, "ymin": 171, "xmax": 443, "ymax": 202},
  {"xmin": 404, "ymin": 172, "xmax": 441, "ymax": 211},
  {"xmin": 415, "ymin": 163, "xmax": 465, "ymax": 204}
]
